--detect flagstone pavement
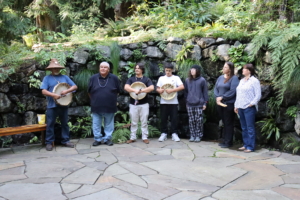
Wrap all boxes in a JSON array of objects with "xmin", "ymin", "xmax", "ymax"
[{"xmin": 0, "ymin": 138, "xmax": 300, "ymax": 200}]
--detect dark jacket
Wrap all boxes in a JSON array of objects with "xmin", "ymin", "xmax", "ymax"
[{"xmin": 184, "ymin": 76, "xmax": 208, "ymax": 108}]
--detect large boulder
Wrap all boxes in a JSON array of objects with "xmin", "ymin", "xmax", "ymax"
[
  {"xmin": 120, "ymin": 48, "xmax": 133, "ymax": 60},
  {"xmin": 146, "ymin": 47, "xmax": 164, "ymax": 58},
  {"xmin": 190, "ymin": 45, "xmax": 202, "ymax": 61},
  {"xmin": 165, "ymin": 43, "xmax": 183, "ymax": 59},
  {"xmin": 295, "ymin": 111, "xmax": 300, "ymax": 135},
  {"xmin": 73, "ymin": 49, "xmax": 89, "ymax": 64},
  {"xmin": 68, "ymin": 106, "xmax": 89, "ymax": 117},
  {"xmin": 216, "ymin": 44, "xmax": 230, "ymax": 61},
  {"xmin": 0, "ymin": 93, "xmax": 13, "ymax": 113},
  {"xmin": 24, "ymin": 111, "xmax": 37, "ymax": 125},
  {"xmin": 96, "ymin": 45, "xmax": 111, "ymax": 58},
  {"xmin": 197, "ymin": 37, "xmax": 216, "ymax": 48},
  {"xmin": 202, "ymin": 45, "xmax": 217, "ymax": 58}
]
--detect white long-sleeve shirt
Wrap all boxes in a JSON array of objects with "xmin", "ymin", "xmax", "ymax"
[{"xmin": 234, "ymin": 76, "xmax": 261, "ymax": 109}]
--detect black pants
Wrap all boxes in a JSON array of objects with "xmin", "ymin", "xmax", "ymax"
[
  {"xmin": 217, "ymin": 103, "xmax": 235, "ymax": 145},
  {"xmin": 160, "ymin": 104, "xmax": 178, "ymax": 134}
]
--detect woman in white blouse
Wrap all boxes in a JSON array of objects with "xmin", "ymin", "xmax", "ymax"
[{"xmin": 234, "ymin": 64, "xmax": 261, "ymax": 153}]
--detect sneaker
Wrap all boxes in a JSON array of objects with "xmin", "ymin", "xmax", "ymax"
[
  {"xmin": 104, "ymin": 140, "xmax": 113, "ymax": 146},
  {"xmin": 194, "ymin": 137, "xmax": 201, "ymax": 143},
  {"xmin": 189, "ymin": 136, "xmax": 195, "ymax": 142},
  {"xmin": 92, "ymin": 141, "xmax": 101, "ymax": 146},
  {"xmin": 172, "ymin": 133, "xmax": 180, "ymax": 142},
  {"xmin": 46, "ymin": 143, "xmax": 53, "ymax": 151},
  {"xmin": 158, "ymin": 133, "xmax": 167, "ymax": 142}
]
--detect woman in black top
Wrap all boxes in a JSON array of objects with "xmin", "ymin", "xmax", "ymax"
[{"xmin": 214, "ymin": 62, "xmax": 239, "ymax": 148}]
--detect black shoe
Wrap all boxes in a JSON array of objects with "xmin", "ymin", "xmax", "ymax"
[
  {"xmin": 93, "ymin": 141, "xmax": 101, "ymax": 146},
  {"xmin": 63, "ymin": 142, "xmax": 74, "ymax": 148},
  {"xmin": 104, "ymin": 140, "xmax": 113, "ymax": 146},
  {"xmin": 220, "ymin": 144, "xmax": 233, "ymax": 148},
  {"xmin": 46, "ymin": 143, "xmax": 53, "ymax": 151}
]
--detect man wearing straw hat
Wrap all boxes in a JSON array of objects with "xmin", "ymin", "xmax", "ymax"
[
  {"xmin": 156, "ymin": 63, "xmax": 184, "ymax": 142},
  {"xmin": 124, "ymin": 63, "xmax": 154, "ymax": 144},
  {"xmin": 40, "ymin": 58, "xmax": 78, "ymax": 151},
  {"xmin": 88, "ymin": 61, "xmax": 120, "ymax": 146}
]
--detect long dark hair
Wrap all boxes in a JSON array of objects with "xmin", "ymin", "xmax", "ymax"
[
  {"xmin": 224, "ymin": 61, "xmax": 234, "ymax": 83},
  {"xmin": 188, "ymin": 65, "xmax": 201, "ymax": 80}
]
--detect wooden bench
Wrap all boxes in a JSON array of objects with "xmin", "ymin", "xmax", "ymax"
[{"xmin": 0, "ymin": 124, "xmax": 47, "ymax": 145}]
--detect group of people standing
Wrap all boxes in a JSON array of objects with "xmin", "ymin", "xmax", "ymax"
[{"xmin": 41, "ymin": 59, "xmax": 261, "ymax": 153}]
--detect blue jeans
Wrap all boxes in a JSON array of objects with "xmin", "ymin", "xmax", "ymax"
[
  {"xmin": 92, "ymin": 112, "xmax": 114, "ymax": 142},
  {"xmin": 238, "ymin": 107, "xmax": 256, "ymax": 151},
  {"xmin": 46, "ymin": 107, "xmax": 70, "ymax": 144}
]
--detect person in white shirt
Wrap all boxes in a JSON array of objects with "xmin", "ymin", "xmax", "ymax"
[
  {"xmin": 234, "ymin": 64, "xmax": 261, "ymax": 153},
  {"xmin": 156, "ymin": 63, "xmax": 184, "ymax": 142}
]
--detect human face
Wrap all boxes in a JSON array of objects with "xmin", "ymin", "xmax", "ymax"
[
  {"xmin": 165, "ymin": 68, "xmax": 173, "ymax": 77},
  {"xmin": 99, "ymin": 64, "xmax": 109, "ymax": 77},
  {"xmin": 50, "ymin": 68, "xmax": 61, "ymax": 75},
  {"xmin": 242, "ymin": 67, "xmax": 251, "ymax": 76},
  {"xmin": 190, "ymin": 68, "xmax": 196, "ymax": 77},
  {"xmin": 135, "ymin": 65, "xmax": 143, "ymax": 76},
  {"xmin": 222, "ymin": 63, "xmax": 230, "ymax": 75}
]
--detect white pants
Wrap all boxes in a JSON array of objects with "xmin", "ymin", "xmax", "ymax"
[{"xmin": 129, "ymin": 103, "xmax": 149, "ymax": 140}]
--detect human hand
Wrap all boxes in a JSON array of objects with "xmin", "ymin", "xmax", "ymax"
[
  {"xmin": 203, "ymin": 106, "xmax": 206, "ymax": 110},
  {"xmin": 53, "ymin": 93, "xmax": 61, "ymax": 100},
  {"xmin": 165, "ymin": 89, "xmax": 174, "ymax": 94},
  {"xmin": 234, "ymin": 108, "xmax": 238, "ymax": 114}
]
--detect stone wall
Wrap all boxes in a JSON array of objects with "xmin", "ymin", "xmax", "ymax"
[{"xmin": 0, "ymin": 37, "xmax": 298, "ymax": 145}]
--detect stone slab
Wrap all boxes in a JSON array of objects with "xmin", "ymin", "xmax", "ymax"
[
  {"xmin": 144, "ymin": 148, "xmax": 171, "ymax": 155},
  {"xmin": 103, "ymin": 163, "xmax": 130, "ymax": 176},
  {"xmin": 164, "ymin": 191, "xmax": 208, "ymax": 200},
  {"xmin": 272, "ymin": 186, "xmax": 300, "ymax": 200},
  {"xmin": 249, "ymin": 151, "xmax": 281, "ymax": 161},
  {"xmin": 62, "ymin": 166, "xmax": 101, "ymax": 185},
  {"xmin": 225, "ymin": 162, "xmax": 285, "ymax": 190},
  {"xmin": 11, "ymin": 177, "xmax": 62, "ymax": 183},
  {"xmin": 281, "ymin": 173, "xmax": 300, "ymax": 184},
  {"xmin": 281, "ymin": 184, "xmax": 300, "ymax": 189},
  {"xmin": 129, "ymin": 155, "xmax": 175, "ymax": 163},
  {"xmin": 72, "ymin": 187, "xmax": 143, "ymax": 200},
  {"xmin": 82, "ymin": 161, "xmax": 108, "ymax": 171},
  {"xmin": 0, "ymin": 174, "xmax": 27, "ymax": 183},
  {"xmin": 172, "ymin": 149, "xmax": 194, "ymax": 161},
  {"xmin": 115, "ymin": 173, "xmax": 147, "ymax": 187},
  {"xmin": 275, "ymin": 163, "xmax": 300, "ymax": 174},
  {"xmin": 213, "ymin": 190, "xmax": 290, "ymax": 200},
  {"xmin": 25, "ymin": 157, "xmax": 85, "ymax": 178},
  {"xmin": 0, "ymin": 166, "xmax": 24, "ymax": 175},
  {"xmin": 66, "ymin": 184, "xmax": 111, "ymax": 199},
  {"xmin": 118, "ymin": 161, "xmax": 158, "ymax": 176},
  {"xmin": 253, "ymin": 157, "xmax": 300, "ymax": 165},
  {"xmin": 0, "ymin": 183, "xmax": 66, "ymax": 200},
  {"xmin": 142, "ymin": 174, "xmax": 219, "ymax": 194},
  {"xmin": 0, "ymin": 161, "xmax": 24, "ymax": 171},
  {"xmin": 108, "ymin": 147, "xmax": 153, "ymax": 157},
  {"xmin": 95, "ymin": 149, "xmax": 118, "ymax": 165},
  {"xmin": 61, "ymin": 183, "xmax": 82, "ymax": 194},
  {"xmin": 142, "ymin": 160, "xmax": 246, "ymax": 187}
]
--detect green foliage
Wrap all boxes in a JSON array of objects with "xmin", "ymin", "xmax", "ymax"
[
  {"xmin": 282, "ymin": 134, "xmax": 300, "ymax": 154},
  {"xmin": 29, "ymin": 136, "xmax": 39, "ymax": 144},
  {"xmin": 228, "ymin": 44, "xmax": 250, "ymax": 70},
  {"xmin": 0, "ymin": 42, "xmax": 33, "ymax": 83},
  {"xmin": 175, "ymin": 43, "xmax": 194, "ymax": 62},
  {"xmin": 124, "ymin": 61, "xmax": 136, "ymax": 78},
  {"xmin": 112, "ymin": 111, "xmax": 131, "ymax": 143},
  {"xmin": 68, "ymin": 106, "xmax": 92, "ymax": 138},
  {"xmin": 206, "ymin": 90, "xmax": 217, "ymax": 121},
  {"xmin": 0, "ymin": 136, "xmax": 12, "ymax": 148},
  {"xmin": 258, "ymin": 118, "xmax": 280, "ymax": 141},
  {"xmin": 249, "ymin": 22, "xmax": 300, "ymax": 107},
  {"xmin": 28, "ymin": 71, "xmax": 42, "ymax": 89},
  {"xmin": 73, "ymin": 69, "xmax": 95, "ymax": 91},
  {"xmin": 109, "ymin": 41, "xmax": 121, "ymax": 75},
  {"xmin": 16, "ymin": 102, "xmax": 26, "ymax": 113},
  {"xmin": 132, "ymin": 49, "xmax": 145, "ymax": 61},
  {"xmin": 286, "ymin": 106, "xmax": 298, "ymax": 118}
]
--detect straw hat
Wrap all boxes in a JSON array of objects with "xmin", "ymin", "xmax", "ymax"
[
  {"xmin": 160, "ymin": 83, "xmax": 176, "ymax": 100},
  {"xmin": 46, "ymin": 58, "xmax": 65, "ymax": 69},
  {"xmin": 130, "ymin": 82, "xmax": 147, "ymax": 100}
]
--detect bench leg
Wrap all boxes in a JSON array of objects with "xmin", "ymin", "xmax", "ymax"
[{"xmin": 41, "ymin": 131, "xmax": 45, "ymax": 145}]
